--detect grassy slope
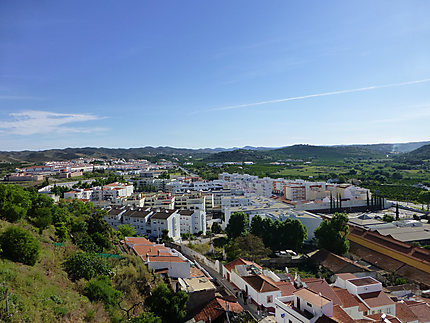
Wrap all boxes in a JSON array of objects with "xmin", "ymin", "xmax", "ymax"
[{"xmin": 0, "ymin": 220, "xmax": 107, "ymax": 323}]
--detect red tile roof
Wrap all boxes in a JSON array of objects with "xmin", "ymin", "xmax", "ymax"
[
  {"xmin": 193, "ymin": 297, "xmax": 243, "ymax": 322},
  {"xmin": 406, "ymin": 301, "xmax": 430, "ymax": 322},
  {"xmin": 332, "ymin": 287, "xmax": 361, "ymax": 308},
  {"xmin": 125, "ymin": 236, "xmax": 152, "ymax": 245},
  {"xmin": 358, "ymin": 291, "xmax": 394, "ymax": 308},
  {"xmin": 242, "ymin": 274, "xmax": 280, "ymax": 293},
  {"xmin": 274, "ymin": 281, "xmax": 296, "ymax": 296},
  {"xmin": 302, "ymin": 278, "xmax": 342, "ymax": 306},
  {"xmin": 395, "ymin": 301, "xmax": 419, "ymax": 323},
  {"xmin": 224, "ymin": 258, "xmax": 260, "ymax": 272}
]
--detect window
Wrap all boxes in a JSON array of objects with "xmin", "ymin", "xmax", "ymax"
[
  {"xmin": 307, "ymin": 302, "xmax": 312, "ymax": 308},
  {"xmin": 267, "ymin": 295, "xmax": 273, "ymax": 303}
]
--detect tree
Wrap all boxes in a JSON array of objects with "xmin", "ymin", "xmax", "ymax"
[
  {"xmin": 29, "ymin": 207, "xmax": 52, "ymax": 234},
  {"xmin": 314, "ymin": 213, "xmax": 349, "ymax": 255},
  {"xmin": 0, "ymin": 226, "xmax": 41, "ymax": 266},
  {"xmin": 250, "ymin": 215, "xmax": 264, "ymax": 236},
  {"xmin": 84, "ymin": 275, "xmax": 122, "ymax": 308},
  {"xmin": 211, "ymin": 222, "xmax": 222, "ymax": 234},
  {"xmin": 118, "ymin": 224, "xmax": 137, "ymax": 238},
  {"xmin": 225, "ymin": 234, "xmax": 271, "ymax": 263},
  {"xmin": 418, "ymin": 191, "xmax": 430, "ymax": 211},
  {"xmin": 0, "ymin": 184, "xmax": 31, "ymax": 222},
  {"xmin": 55, "ymin": 222, "xmax": 68, "ymax": 242},
  {"xmin": 63, "ymin": 252, "xmax": 112, "ymax": 280},
  {"xmin": 225, "ymin": 212, "xmax": 248, "ymax": 239},
  {"xmin": 145, "ymin": 283, "xmax": 188, "ymax": 323}
]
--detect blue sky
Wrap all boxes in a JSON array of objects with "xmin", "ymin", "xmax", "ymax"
[{"xmin": 1, "ymin": 1, "xmax": 430, "ymax": 151}]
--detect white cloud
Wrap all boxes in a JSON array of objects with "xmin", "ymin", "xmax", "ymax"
[{"xmin": 0, "ymin": 110, "xmax": 106, "ymax": 135}]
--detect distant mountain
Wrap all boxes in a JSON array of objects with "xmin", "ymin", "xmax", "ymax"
[
  {"xmin": 0, "ymin": 141, "xmax": 428, "ymax": 164},
  {"xmin": 204, "ymin": 144, "xmax": 386, "ymax": 162},
  {"xmin": 395, "ymin": 144, "xmax": 430, "ymax": 163},
  {"xmin": 342, "ymin": 141, "xmax": 430, "ymax": 154}
]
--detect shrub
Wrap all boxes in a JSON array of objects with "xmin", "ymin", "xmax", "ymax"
[
  {"xmin": 63, "ymin": 252, "xmax": 112, "ymax": 280},
  {"xmin": 0, "ymin": 226, "xmax": 41, "ymax": 265},
  {"xmin": 84, "ymin": 275, "xmax": 122, "ymax": 307}
]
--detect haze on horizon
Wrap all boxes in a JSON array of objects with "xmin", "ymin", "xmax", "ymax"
[{"xmin": 1, "ymin": 1, "xmax": 430, "ymax": 151}]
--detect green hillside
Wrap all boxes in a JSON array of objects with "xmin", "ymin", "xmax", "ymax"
[
  {"xmin": 0, "ymin": 184, "xmax": 185, "ymax": 323},
  {"xmin": 204, "ymin": 144, "xmax": 386, "ymax": 162},
  {"xmin": 395, "ymin": 144, "xmax": 430, "ymax": 164}
]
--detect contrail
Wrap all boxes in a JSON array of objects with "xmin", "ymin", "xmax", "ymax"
[{"xmin": 209, "ymin": 78, "xmax": 430, "ymax": 111}]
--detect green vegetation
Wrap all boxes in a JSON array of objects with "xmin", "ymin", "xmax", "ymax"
[
  {"xmin": 211, "ymin": 222, "xmax": 222, "ymax": 234},
  {"xmin": 145, "ymin": 283, "xmax": 188, "ymax": 323},
  {"xmin": 250, "ymin": 215, "xmax": 307, "ymax": 252},
  {"xmin": 63, "ymin": 252, "xmax": 112, "ymax": 281},
  {"xmin": 0, "ymin": 226, "xmax": 41, "ymax": 266},
  {"xmin": 0, "ymin": 184, "xmax": 187, "ymax": 322},
  {"xmin": 225, "ymin": 234, "xmax": 271, "ymax": 263},
  {"xmin": 225, "ymin": 212, "xmax": 248, "ymax": 239},
  {"xmin": 117, "ymin": 224, "xmax": 137, "ymax": 238},
  {"xmin": 314, "ymin": 213, "xmax": 349, "ymax": 255},
  {"xmin": 84, "ymin": 275, "xmax": 122, "ymax": 308}
]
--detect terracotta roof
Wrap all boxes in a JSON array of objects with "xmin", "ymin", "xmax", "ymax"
[
  {"xmin": 349, "ymin": 226, "xmax": 430, "ymax": 266},
  {"xmin": 406, "ymin": 301, "xmax": 430, "ymax": 322},
  {"xmin": 224, "ymin": 258, "xmax": 259, "ymax": 272},
  {"xmin": 358, "ymin": 291, "xmax": 394, "ymax": 308},
  {"xmin": 242, "ymin": 274, "xmax": 280, "ymax": 293},
  {"xmin": 310, "ymin": 249, "xmax": 371, "ymax": 274},
  {"xmin": 348, "ymin": 277, "xmax": 380, "ymax": 287},
  {"xmin": 147, "ymin": 255, "xmax": 186, "ymax": 263},
  {"xmin": 332, "ymin": 287, "xmax": 361, "ymax": 308},
  {"xmin": 331, "ymin": 304, "xmax": 355, "ymax": 323},
  {"xmin": 132, "ymin": 245, "xmax": 169, "ymax": 259},
  {"xmin": 395, "ymin": 301, "xmax": 419, "ymax": 322},
  {"xmin": 349, "ymin": 241, "xmax": 430, "ymax": 287},
  {"xmin": 335, "ymin": 273, "xmax": 357, "ymax": 281},
  {"xmin": 274, "ymin": 281, "xmax": 296, "ymax": 296},
  {"xmin": 302, "ymin": 278, "xmax": 342, "ymax": 305},
  {"xmin": 365, "ymin": 313, "xmax": 401, "ymax": 322},
  {"xmin": 194, "ymin": 297, "xmax": 243, "ymax": 322},
  {"xmin": 294, "ymin": 288, "xmax": 331, "ymax": 307},
  {"xmin": 125, "ymin": 236, "xmax": 152, "ymax": 245}
]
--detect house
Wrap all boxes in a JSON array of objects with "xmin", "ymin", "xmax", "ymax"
[
  {"xmin": 222, "ymin": 258, "xmax": 284, "ymax": 311},
  {"xmin": 179, "ymin": 209, "xmax": 207, "ymax": 235},
  {"xmin": 124, "ymin": 236, "xmax": 190, "ymax": 278},
  {"xmin": 150, "ymin": 209, "xmax": 180, "ymax": 241},
  {"xmin": 193, "ymin": 297, "xmax": 243, "ymax": 323}
]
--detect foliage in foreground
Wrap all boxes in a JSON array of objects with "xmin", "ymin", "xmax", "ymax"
[
  {"xmin": 145, "ymin": 283, "xmax": 188, "ymax": 323},
  {"xmin": 63, "ymin": 251, "xmax": 112, "ymax": 281},
  {"xmin": 0, "ymin": 226, "xmax": 41, "ymax": 266}
]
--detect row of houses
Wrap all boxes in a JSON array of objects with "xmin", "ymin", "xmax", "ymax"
[
  {"xmin": 106, "ymin": 206, "xmax": 207, "ymax": 240},
  {"xmin": 222, "ymin": 257, "xmax": 430, "ymax": 322}
]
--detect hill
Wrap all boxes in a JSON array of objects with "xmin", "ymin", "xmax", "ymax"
[
  {"xmin": 395, "ymin": 144, "xmax": 430, "ymax": 164},
  {"xmin": 204, "ymin": 144, "xmax": 386, "ymax": 162}
]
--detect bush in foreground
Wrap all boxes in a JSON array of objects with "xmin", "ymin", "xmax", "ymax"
[
  {"xmin": 84, "ymin": 275, "xmax": 122, "ymax": 308},
  {"xmin": 63, "ymin": 251, "xmax": 112, "ymax": 280},
  {"xmin": 0, "ymin": 226, "xmax": 41, "ymax": 266}
]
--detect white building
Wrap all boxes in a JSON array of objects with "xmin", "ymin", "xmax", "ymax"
[{"xmin": 179, "ymin": 209, "xmax": 207, "ymax": 235}]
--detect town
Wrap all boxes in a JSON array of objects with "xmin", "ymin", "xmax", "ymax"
[{"xmin": 1, "ymin": 154, "xmax": 430, "ymax": 322}]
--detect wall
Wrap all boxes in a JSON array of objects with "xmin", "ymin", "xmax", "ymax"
[
  {"xmin": 147, "ymin": 260, "xmax": 190, "ymax": 278},
  {"xmin": 348, "ymin": 233, "xmax": 430, "ymax": 274}
]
